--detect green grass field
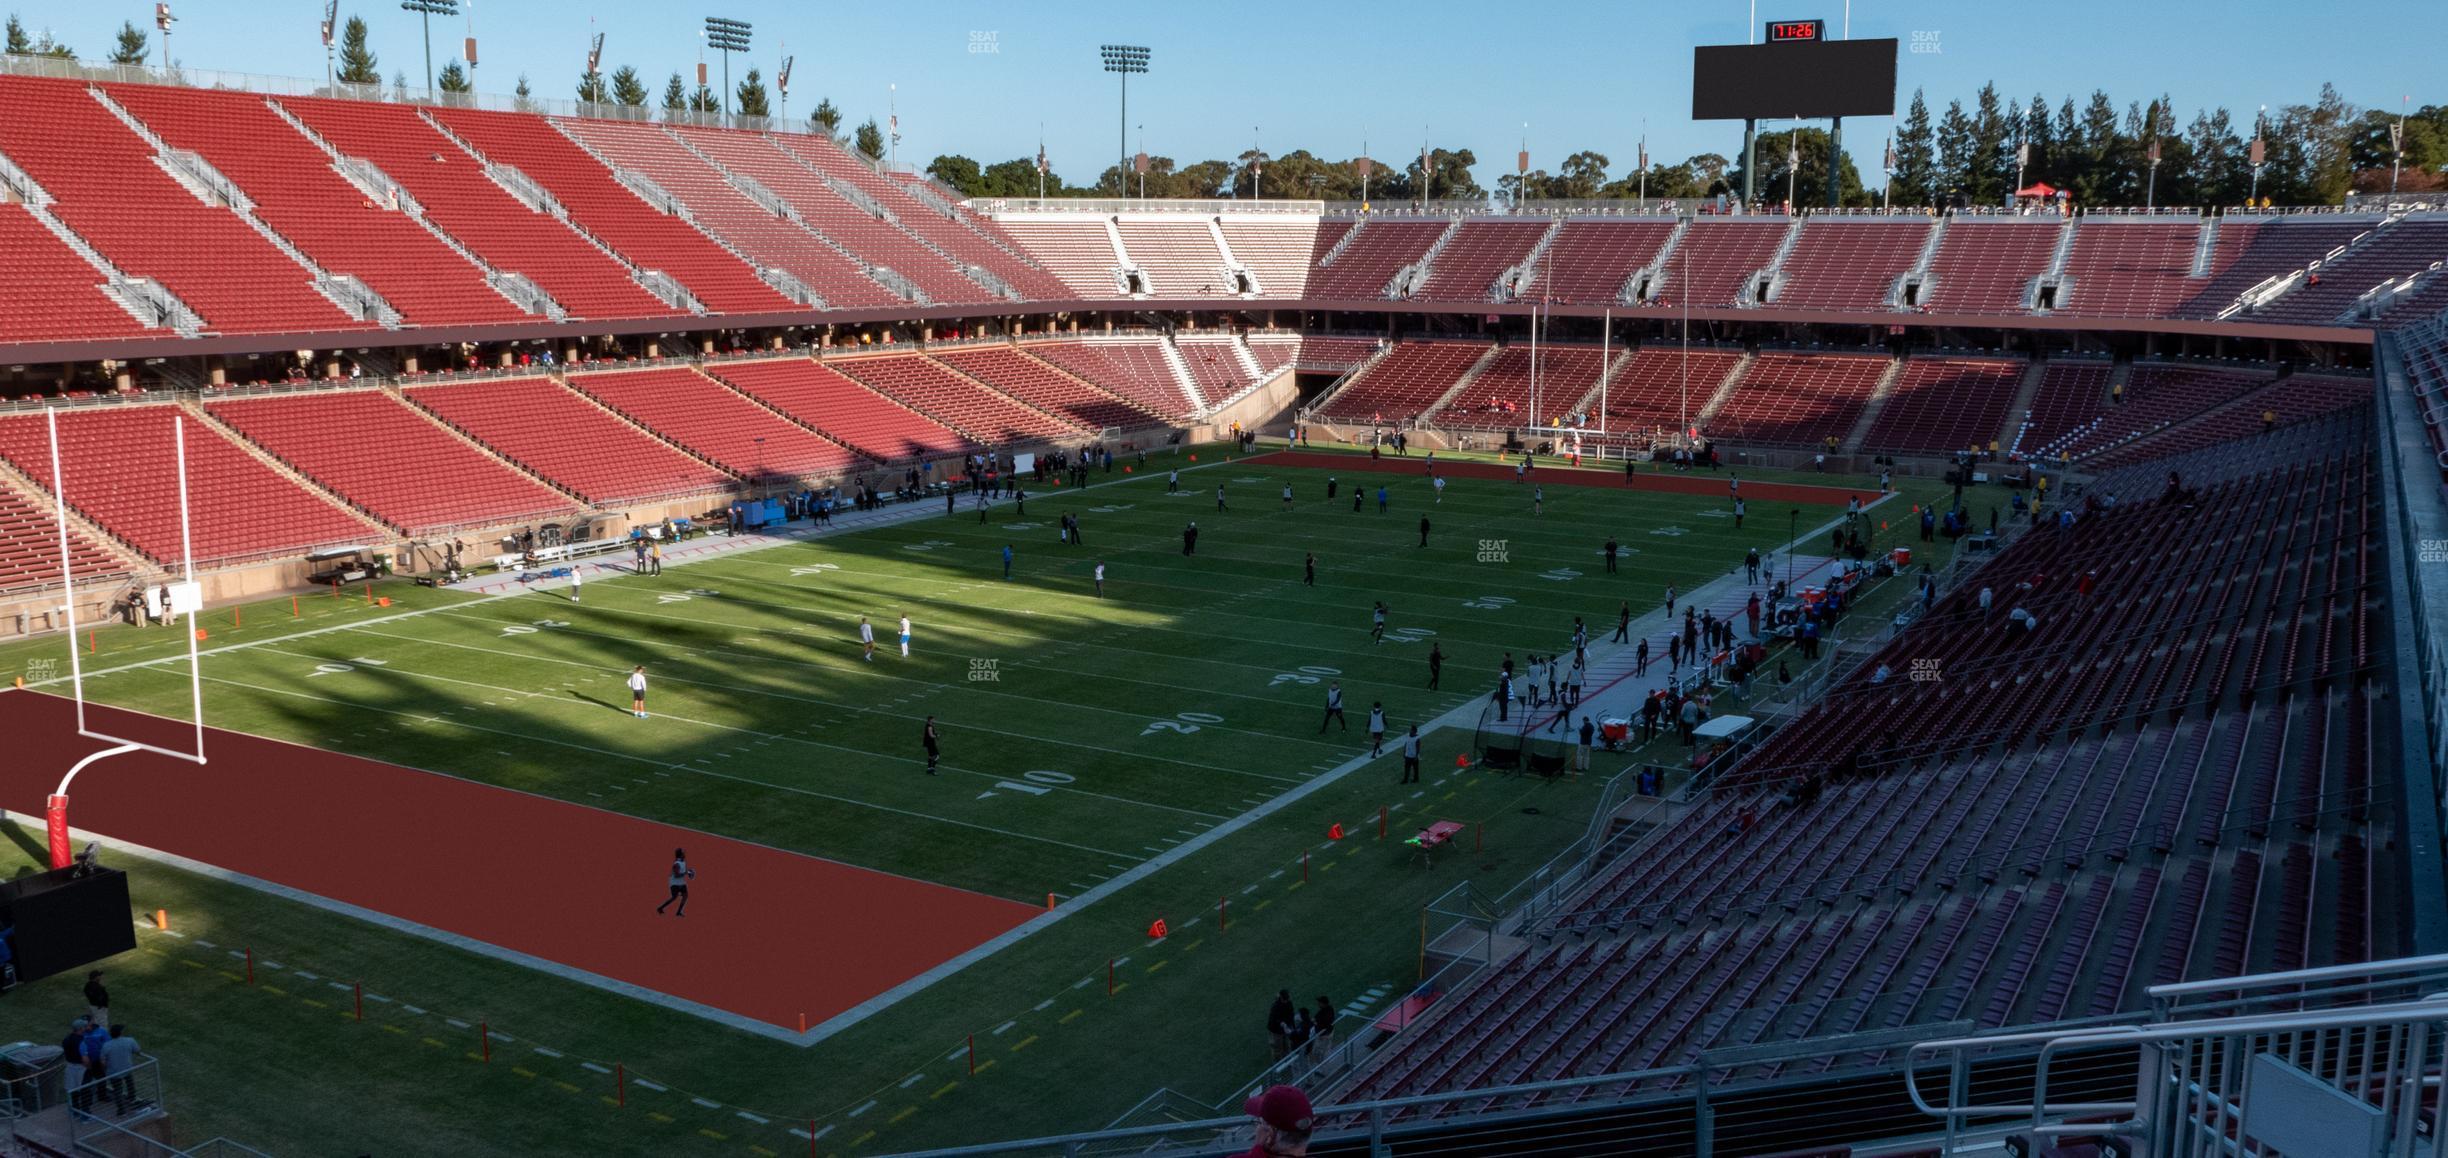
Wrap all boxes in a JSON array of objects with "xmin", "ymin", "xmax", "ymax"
[{"xmin": 0, "ymin": 444, "xmax": 1953, "ymax": 1155}]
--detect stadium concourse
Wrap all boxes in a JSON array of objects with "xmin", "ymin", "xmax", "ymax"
[{"xmin": 0, "ymin": 54, "xmax": 2440, "ymax": 1158}]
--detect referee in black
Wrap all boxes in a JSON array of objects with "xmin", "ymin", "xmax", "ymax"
[
  {"xmin": 922, "ymin": 716, "xmax": 941, "ymax": 775},
  {"xmin": 1318, "ymin": 682, "xmax": 1349, "ymax": 732}
]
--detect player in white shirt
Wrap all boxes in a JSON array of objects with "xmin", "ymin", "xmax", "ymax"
[
  {"xmin": 627, "ymin": 665, "xmax": 647, "ymax": 718},
  {"xmin": 569, "ymin": 563, "xmax": 582, "ymax": 603},
  {"xmin": 859, "ymin": 616, "xmax": 876, "ymax": 662},
  {"xmin": 655, "ymin": 847, "xmax": 694, "ymax": 916},
  {"xmin": 898, "ymin": 615, "xmax": 912, "ymax": 658},
  {"xmin": 1093, "ymin": 561, "xmax": 1106, "ymax": 598}
]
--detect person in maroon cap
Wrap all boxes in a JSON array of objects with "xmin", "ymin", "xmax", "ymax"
[{"xmin": 1238, "ymin": 1085, "xmax": 1314, "ymax": 1157}]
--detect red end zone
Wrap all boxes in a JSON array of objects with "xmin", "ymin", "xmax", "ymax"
[
  {"xmin": 0, "ymin": 690, "xmax": 1035, "ymax": 1033},
  {"xmin": 1249, "ymin": 450, "xmax": 1867, "ymax": 505}
]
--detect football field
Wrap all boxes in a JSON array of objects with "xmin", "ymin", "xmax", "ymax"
[{"xmin": 0, "ymin": 444, "xmax": 1950, "ymax": 1154}]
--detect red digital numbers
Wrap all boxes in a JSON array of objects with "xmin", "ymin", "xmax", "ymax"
[{"xmin": 1768, "ymin": 19, "xmax": 1824, "ymax": 42}]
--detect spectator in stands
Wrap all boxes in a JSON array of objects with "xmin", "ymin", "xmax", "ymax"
[
  {"xmin": 101, "ymin": 1025, "xmax": 140, "ymax": 1114},
  {"xmin": 85, "ymin": 969, "xmax": 110, "ymax": 1029},
  {"xmin": 2006, "ymin": 606, "xmax": 2039, "ymax": 642},
  {"xmin": 62, "ymin": 1018, "xmax": 92, "ymax": 1111},
  {"xmin": 1309, "ymin": 998, "xmax": 1338, "ymax": 1061},
  {"xmin": 1639, "ymin": 693, "xmax": 1662, "ymax": 742},
  {"xmin": 1266, "ymin": 991, "xmax": 1295, "ymax": 1058},
  {"xmin": 2262, "ymin": 408, "xmax": 2278, "ymax": 434},
  {"xmin": 1678, "ymin": 696, "xmax": 1703, "ymax": 746},
  {"xmin": 1237, "ymin": 1086, "xmax": 1314, "ymax": 1157}
]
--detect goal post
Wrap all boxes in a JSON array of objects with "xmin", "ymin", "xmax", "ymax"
[{"xmin": 44, "ymin": 407, "xmax": 208, "ymax": 867}]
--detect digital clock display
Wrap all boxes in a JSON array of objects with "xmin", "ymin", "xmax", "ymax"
[{"xmin": 1767, "ymin": 19, "xmax": 1826, "ymax": 42}]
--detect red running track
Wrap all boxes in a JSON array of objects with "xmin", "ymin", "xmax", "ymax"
[
  {"xmin": 0, "ymin": 690, "xmax": 1035, "ymax": 1033},
  {"xmin": 1248, "ymin": 450, "xmax": 1864, "ymax": 505}
]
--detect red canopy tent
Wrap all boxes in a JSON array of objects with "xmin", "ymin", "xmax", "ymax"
[{"xmin": 2015, "ymin": 181, "xmax": 2061, "ymax": 198}]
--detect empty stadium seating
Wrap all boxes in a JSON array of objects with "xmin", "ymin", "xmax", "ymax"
[
  {"xmin": 0, "ymin": 204, "xmax": 158, "ymax": 345},
  {"xmin": 1534, "ymin": 219, "xmax": 1677, "ymax": 305},
  {"xmin": 405, "ymin": 376, "xmax": 735, "ymax": 503},
  {"xmin": 424, "ymin": 105, "xmax": 797, "ymax": 315},
  {"xmin": 1859, "ymin": 357, "xmax": 2023, "ymax": 454},
  {"xmin": 1339, "ymin": 409, "xmax": 2383, "ymax": 1105},
  {"xmin": 2056, "ymin": 222, "xmax": 2203, "ymax": 318},
  {"xmin": 1923, "ymin": 220, "xmax": 2058, "ymax": 314},
  {"xmin": 1282, "ymin": 335, "xmax": 1383, "ymax": 374},
  {"xmin": 2010, "ymin": 360, "xmax": 2113, "ymax": 458},
  {"xmin": 0, "ymin": 76, "xmax": 369, "ymax": 336},
  {"xmin": 0, "ymin": 477, "xmax": 123, "ymax": 592},
  {"xmin": 1217, "ymin": 219, "xmax": 1322, "ymax": 298},
  {"xmin": 2174, "ymin": 219, "xmax": 2369, "ymax": 319},
  {"xmin": 994, "ymin": 220, "xmax": 1124, "ymax": 297},
  {"xmin": 1310, "ymin": 219, "xmax": 1449, "ymax": 300},
  {"xmin": 930, "ymin": 347, "xmax": 1159, "ymax": 430},
  {"xmin": 2042, "ymin": 363, "xmax": 2272, "ymax": 460},
  {"xmin": 829, "ymin": 353, "xmax": 1084, "ymax": 444},
  {"xmin": 1114, "ymin": 220, "xmax": 1233, "ymax": 296},
  {"xmin": 0, "ymin": 403, "xmax": 376, "ymax": 563},
  {"xmin": 278, "ymin": 98, "xmax": 686, "ymax": 320},
  {"xmin": 767, "ymin": 132, "xmax": 1063, "ymax": 300},
  {"xmin": 2248, "ymin": 221, "xmax": 2448, "ymax": 324},
  {"xmin": 1175, "ymin": 337, "xmax": 1253, "ymax": 404},
  {"xmin": 1416, "ymin": 220, "xmax": 1550, "ymax": 302},
  {"xmin": 1435, "ymin": 344, "xmax": 1616, "ymax": 428},
  {"xmin": 702, "ymin": 359, "xmax": 970, "ymax": 462},
  {"xmin": 1707, "ymin": 352, "xmax": 1889, "ymax": 446},
  {"xmin": 551, "ymin": 120, "xmax": 903, "ymax": 310},
  {"xmin": 655, "ymin": 123, "xmax": 997, "ymax": 306},
  {"xmin": 106, "ymin": 84, "xmax": 531, "ymax": 329},
  {"xmin": 1314, "ymin": 341, "xmax": 1491, "ymax": 423},
  {"xmin": 1772, "ymin": 221, "xmax": 1931, "ymax": 310},
  {"xmin": 1647, "ymin": 220, "xmax": 1788, "ymax": 307},
  {"xmin": 568, "ymin": 367, "xmax": 867, "ymax": 478},
  {"xmin": 1019, "ymin": 341, "xmax": 1199, "ymax": 418},
  {"xmin": 207, "ymin": 389, "xmax": 575, "ymax": 532},
  {"xmin": 1595, "ymin": 347, "xmax": 1743, "ymax": 435}
]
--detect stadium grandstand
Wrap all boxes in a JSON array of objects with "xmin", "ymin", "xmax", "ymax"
[{"xmin": 0, "ymin": 7, "xmax": 2441, "ymax": 1158}]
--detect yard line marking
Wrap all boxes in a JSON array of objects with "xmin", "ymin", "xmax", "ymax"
[
  {"xmin": 533, "ymin": 1047, "xmax": 563, "ymax": 1059},
  {"xmin": 850, "ymin": 1099, "xmax": 879, "ymax": 1118},
  {"xmin": 443, "ymin": 1018, "xmax": 467, "ymax": 1029},
  {"xmin": 1071, "ymin": 976, "xmax": 1094, "ymax": 990},
  {"xmin": 943, "ymin": 1047, "xmax": 965, "ymax": 1062},
  {"xmin": 691, "ymin": 1097, "xmax": 721, "ymax": 1110},
  {"xmin": 1410, "ymin": 790, "xmax": 1425, "ymax": 799},
  {"xmin": 1111, "ymin": 956, "xmax": 1131, "ymax": 968},
  {"xmin": 194, "ymin": 939, "xmax": 217, "ymax": 949},
  {"xmin": 327, "ymin": 981, "xmax": 352, "ymax": 992},
  {"xmin": 931, "ymin": 1083, "xmax": 958, "ymax": 1101},
  {"xmin": 1032, "ymin": 998, "xmax": 1055, "ymax": 1012},
  {"xmin": 1242, "ymin": 884, "xmax": 1261, "ymax": 895},
  {"xmin": 898, "ymin": 1074, "xmax": 926, "ymax": 1090},
  {"xmin": 991, "ymin": 1020, "xmax": 1016, "ymax": 1036},
  {"xmin": 579, "ymin": 1062, "xmax": 610, "ymax": 1074},
  {"xmin": 1268, "ymin": 869, "xmax": 1285, "ymax": 879},
  {"xmin": 1010, "ymin": 1035, "xmax": 1038, "ymax": 1052},
  {"xmin": 400, "ymin": 1005, "xmax": 424, "ymax": 1015},
  {"xmin": 737, "ymin": 1111, "xmax": 769, "ymax": 1125},
  {"xmin": 795, "ymin": 1125, "xmax": 835, "ymax": 1141},
  {"xmin": 1059, "ymin": 1008, "xmax": 1083, "ymax": 1025},
  {"xmin": 888, "ymin": 1106, "xmax": 917, "ymax": 1125},
  {"xmin": 634, "ymin": 1079, "xmax": 666, "ymax": 1092},
  {"xmin": 1146, "ymin": 960, "xmax": 1169, "ymax": 974}
]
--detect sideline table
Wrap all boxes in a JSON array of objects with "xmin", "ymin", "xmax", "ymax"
[{"xmin": 1406, "ymin": 820, "xmax": 1466, "ymax": 867}]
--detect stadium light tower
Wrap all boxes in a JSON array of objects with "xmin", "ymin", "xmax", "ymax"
[
  {"xmin": 704, "ymin": 16, "xmax": 752, "ymax": 116},
  {"xmin": 1099, "ymin": 45, "xmax": 1150, "ymax": 196},
  {"xmin": 399, "ymin": 0, "xmax": 457, "ymax": 96}
]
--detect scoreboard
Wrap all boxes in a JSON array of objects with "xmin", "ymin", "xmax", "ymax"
[{"xmin": 1692, "ymin": 32, "xmax": 1898, "ymax": 121}]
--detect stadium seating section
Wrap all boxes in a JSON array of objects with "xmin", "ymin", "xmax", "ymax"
[
  {"xmin": 1436, "ymin": 345, "xmax": 1616, "ymax": 428},
  {"xmin": 1416, "ymin": 220, "xmax": 1549, "ymax": 302},
  {"xmin": 1019, "ymin": 341, "xmax": 1199, "ymax": 419},
  {"xmin": 1705, "ymin": 352, "xmax": 1890, "ymax": 446},
  {"xmin": 1114, "ymin": 220, "xmax": 1231, "ymax": 297},
  {"xmin": 1922, "ymin": 220, "xmax": 2057, "ymax": 314},
  {"xmin": 0, "ymin": 404, "xmax": 375, "ymax": 563},
  {"xmin": 1314, "ymin": 342, "xmax": 1492, "ymax": 424},
  {"xmin": 929, "ymin": 347, "xmax": 1159, "ymax": 430},
  {"xmin": 1340, "ymin": 408, "xmax": 2383, "ymax": 1104},
  {"xmin": 1858, "ymin": 357, "xmax": 2023, "ymax": 454},
  {"xmin": 0, "ymin": 76, "xmax": 370, "ymax": 336},
  {"xmin": 1649, "ymin": 220, "xmax": 1789, "ymax": 307},
  {"xmin": 1772, "ymin": 220, "xmax": 1929, "ymax": 311},
  {"xmin": 405, "ymin": 376, "xmax": 735, "ymax": 503},
  {"xmin": 828, "ymin": 353, "xmax": 1085, "ymax": 444},
  {"xmin": 0, "ymin": 204, "xmax": 158, "ymax": 346},
  {"xmin": 701, "ymin": 359, "xmax": 970, "ymax": 463},
  {"xmin": 1310, "ymin": 219, "xmax": 1449, "ymax": 300},
  {"xmin": 206, "ymin": 389, "xmax": 577, "ymax": 532},
  {"xmin": 1595, "ymin": 347, "xmax": 1743, "ymax": 435},
  {"xmin": 0, "ymin": 477, "xmax": 122, "ymax": 592},
  {"xmin": 567, "ymin": 367, "xmax": 866, "ymax": 479},
  {"xmin": 1531, "ymin": 220, "xmax": 1677, "ymax": 305}
]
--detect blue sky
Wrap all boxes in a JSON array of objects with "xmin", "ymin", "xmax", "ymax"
[{"xmin": 15, "ymin": 1, "xmax": 2437, "ymax": 188}]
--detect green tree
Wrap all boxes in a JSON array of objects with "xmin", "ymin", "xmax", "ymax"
[
  {"xmin": 437, "ymin": 60, "xmax": 470, "ymax": 94},
  {"xmin": 107, "ymin": 19, "xmax": 146, "ymax": 65},
  {"xmin": 853, "ymin": 118, "xmax": 885, "ymax": 160},
  {"xmin": 575, "ymin": 69, "xmax": 608, "ymax": 105},
  {"xmin": 2, "ymin": 15, "xmax": 27, "ymax": 55},
  {"xmin": 735, "ymin": 67, "xmax": 770, "ymax": 117},
  {"xmin": 661, "ymin": 72, "xmax": 687, "ymax": 112},
  {"xmin": 1893, "ymin": 88, "xmax": 1937, "ymax": 205},
  {"xmin": 1554, "ymin": 151, "xmax": 1610, "ymax": 200},
  {"xmin": 1966, "ymin": 83, "xmax": 2012, "ymax": 205},
  {"xmin": 1728, "ymin": 128, "xmax": 1866, "ymax": 208},
  {"xmin": 689, "ymin": 82, "xmax": 718, "ymax": 114},
  {"xmin": 979, "ymin": 156, "xmax": 1059, "ymax": 197},
  {"xmin": 1934, "ymin": 99, "xmax": 1974, "ymax": 201},
  {"xmin": 336, "ymin": 15, "xmax": 378, "ymax": 85},
  {"xmin": 810, "ymin": 97, "xmax": 842, "ymax": 139},
  {"xmin": 927, "ymin": 154, "xmax": 983, "ymax": 195},
  {"xmin": 610, "ymin": 65, "xmax": 648, "ymax": 107},
  {"xmin": 513, "ymin": 74, "xmax": 534, "ymax": 113}
]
